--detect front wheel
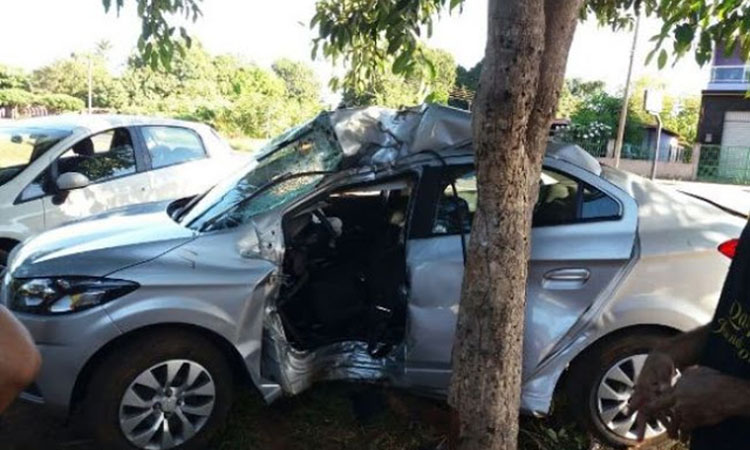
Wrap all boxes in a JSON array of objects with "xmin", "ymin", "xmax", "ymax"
[
  {"xmin": 83, "ymin": 330, "xmax": 234, "ymax": 450},
  {"xmin": 566, "ymin": 330, "xmax": 673, "ymax": 448}
]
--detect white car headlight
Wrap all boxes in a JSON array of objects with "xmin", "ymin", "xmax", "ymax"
[{"xmin": 9, "ymin": 277, "xmax": 139, "ymax": 315}]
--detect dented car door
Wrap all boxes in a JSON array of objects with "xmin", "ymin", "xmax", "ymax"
[{"xmin": 403, "ymin": 158, "xmax": 639, "ymax": 394}]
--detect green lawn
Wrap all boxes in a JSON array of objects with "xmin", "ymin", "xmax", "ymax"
[{"xmin": 209, "ymin": 383, "xmax": 690, "ymax": 450}]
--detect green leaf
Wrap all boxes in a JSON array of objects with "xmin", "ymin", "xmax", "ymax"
[
  {"xmin": 657, "ymin": 49, "xmax": 668, "ymax": 69},
  {"xmin": 392, "ymin": 51, "xmax": 410, "ymax": 74}
]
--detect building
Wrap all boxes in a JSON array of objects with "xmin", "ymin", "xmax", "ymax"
[
  {"xmin": 696, "ymin": 45, "xmax": 750, "ymax": 183},
  {"xmin": 640, "ymin": 124, "xmax": 683, "ymax": 162},
  {"xmin": 698, "ymin": 46, "xmax": 750, "ymax": 147}
]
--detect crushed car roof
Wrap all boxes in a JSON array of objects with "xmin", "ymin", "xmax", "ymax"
[{"xmin": 259, "ymin": 104, "xmax": 602, "ymax": 176}]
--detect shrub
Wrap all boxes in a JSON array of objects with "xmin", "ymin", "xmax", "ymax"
[
  {"xmin": 37, "ymin": 93, "xmax": 85, "ymax": 112},
  {"xmin": 0, "ymin": 88, "xmax": 36, "ymax": 107}
]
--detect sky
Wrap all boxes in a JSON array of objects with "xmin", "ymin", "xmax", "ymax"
[{"xmin": 0, "ymin": 0, "xmax": 710, "ymax": 100}]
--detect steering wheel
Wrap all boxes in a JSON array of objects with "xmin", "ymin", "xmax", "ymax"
[{"xmin": 313, "ymin": 208, "xmax": 338, "ymax": 243}]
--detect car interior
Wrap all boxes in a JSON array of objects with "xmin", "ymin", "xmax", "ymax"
[
  {"xmin": 52, "ymin": 128, "xmax": 136, "ymax": 187},
  {"xmin": 276, "ymin": 176, "xmax": 414, "ymax": 356}
]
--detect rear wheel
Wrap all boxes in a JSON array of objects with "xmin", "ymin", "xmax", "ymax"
[
  {"xmin": 566, "ymin": 329, "xmax": 674, "ymax": 449},
  {"xmin": 83, "ymin": 330, "xmax": 234, "ymax": 450}
]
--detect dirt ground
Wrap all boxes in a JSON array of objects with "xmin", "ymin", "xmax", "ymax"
[{"xmin": 1, "ymin": 401, "xmax": 94, "ymax": 450}]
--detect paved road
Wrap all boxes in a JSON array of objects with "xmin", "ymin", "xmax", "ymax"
[{"xmin": 658, "ymin": 180, "xmax": 750, "ymax": 216}]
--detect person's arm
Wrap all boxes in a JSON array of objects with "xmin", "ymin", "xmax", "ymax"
[
  {"xmin": 630, "ymin": 325, "xmax": 709, "ymax": 441},
  {"xmin": 0, "ymin": 305, "xmax": 41, "ymax": 413},
  {"xmin": 654, "ymin": 325, "xmax": 710, "ymax": 370}
]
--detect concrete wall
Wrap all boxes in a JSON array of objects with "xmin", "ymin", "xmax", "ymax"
[{"xmin": 598, "ymin": 152, "xmax": 699, "ymax": 181}]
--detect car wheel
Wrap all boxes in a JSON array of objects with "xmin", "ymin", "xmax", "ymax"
[
  {"xmin": 83, "ymin": 329, "xmax": 234, "ymax": 450},
  {"xmin": 566, "ymin": 329, "xmax": 674, "ymax": 449}
]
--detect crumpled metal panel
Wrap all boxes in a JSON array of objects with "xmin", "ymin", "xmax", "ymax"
[
  {"xmin": 330, "ymin": 104, "xmax": 471, "ymax": 162},
  {"xmin": 262, "ymin": 308, "xmax": 402, "ymax": 397}
]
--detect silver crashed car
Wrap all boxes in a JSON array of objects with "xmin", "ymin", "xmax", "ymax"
[{"xmin": 1, "ymin": 105, "xmax": 744, "ymax": 449}]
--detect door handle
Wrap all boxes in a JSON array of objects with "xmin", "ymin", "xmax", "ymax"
[{"xmin": 542, "ymin": 268, "xmax": 590, "ymax": 290}]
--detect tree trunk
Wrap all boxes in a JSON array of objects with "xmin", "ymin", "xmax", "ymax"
[{"xmin": 448, "ymin": 1, "xmax": 584, "ymax": 449}]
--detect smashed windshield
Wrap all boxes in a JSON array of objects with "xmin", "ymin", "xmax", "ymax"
[
  {"xmin": 182, "ymin": 114, "xmax": 343, "ymax": 231},
  {"xmin": 0, "ymin": 126, "xmax": 72, "ymax": 188}
]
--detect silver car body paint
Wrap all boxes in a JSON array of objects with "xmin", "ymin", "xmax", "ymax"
[{"xmin": 1, "ymin": 105, "xmax": 745, "ymax": 422}]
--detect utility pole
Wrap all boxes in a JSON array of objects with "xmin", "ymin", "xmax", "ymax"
[
  {"xmin": 650, "ymin": 114, "xmax": 663, "ymax": 180},
  {"xmin": 87, "ymin": 57, "xmax": 93, "ymax": 114},
  {"xmin": 644, "ymin": 89, "xmax": 664, "ymax": 180},
  {"xmin": 613, "ymin": 14, "xmax": 641, "ymax": 168}
]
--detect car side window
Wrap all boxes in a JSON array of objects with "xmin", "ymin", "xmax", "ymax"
[
  {"xmin": 56, "ymin": 128, "xmax": 137, "ymax": 184},
  {"xmin": 432, "ymin": 171, "xmax": 477, "ymax": 235},
  {"xmin": 432, "ymin": 167, "xmax": 621, "ymax": 235},
  {"xmin": 141, "ymin": 126, "xmax": 206, "ymax": 169},
  {"xmin": 535, "ymin": 170, "xmax": 621, "ymax": 226}
]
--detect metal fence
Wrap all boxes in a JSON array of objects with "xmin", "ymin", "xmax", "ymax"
[
  {"xmin": 571, "ymin": 140, "xmax": 693, "ymax": 164},
  {"xmin": 570, "ymin": 138, "xmax": 609, "ymax": 158},
  {"xmin": 697, "ymin": 145, "xmax": 750, "ymax": 184}
]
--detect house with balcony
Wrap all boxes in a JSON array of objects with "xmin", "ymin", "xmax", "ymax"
[{"xmin": 696, "ymin": 46, "xmax": 750, "ymax": 183}]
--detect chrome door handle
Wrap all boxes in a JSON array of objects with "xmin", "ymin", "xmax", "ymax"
[{"xmin": 542, "ymin": 268, "xmax": 590, "ymax": 290}]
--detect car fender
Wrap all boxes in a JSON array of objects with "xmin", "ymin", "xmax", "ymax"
[{"xmin": 521, "ymin": 294, "xmax": 710, "ymax": 416}]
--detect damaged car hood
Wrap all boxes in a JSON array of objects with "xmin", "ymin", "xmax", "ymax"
[{"xmin": 9, "ymin": 200, "xmax": 195, "ymax": 278}]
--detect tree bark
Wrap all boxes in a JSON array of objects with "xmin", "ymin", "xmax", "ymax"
[{"xmin": 448, "ymin": 1, "xmax": 584, "ymax": 449}]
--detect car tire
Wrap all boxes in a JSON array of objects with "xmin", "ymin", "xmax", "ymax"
[
  {"xmin": 82, "ymin": 329, "xmax": 235, "ymax": 450},
  {"xmin": 566, "ymin": 329, "xmax": 674, "ymax": 449}
]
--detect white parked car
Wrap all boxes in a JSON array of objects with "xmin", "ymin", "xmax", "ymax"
[{"xmin": 0, "ymin": 115, "xmax": 248, "ymax": 267}]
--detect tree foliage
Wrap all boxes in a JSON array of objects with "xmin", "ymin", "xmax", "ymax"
[
  {"xmin": 310, "ymin": 0, "xmax": 460, "ymax": 93},
  {"xmin": 103, "ymin": 0, "xmax": 203, "ymax": 69},
  {"xmin": 1, "ymin": 43, "xmax": 322, "ymax": 140},
  {"xmin": 0, "ymin": 65, "xmax": 31, "ymax": 90},
  {"xmin": 341, "ymin": 47, "xmax": 457, "ymax": 107},
  {"xmin": 307, "ymin": 0, "xmax": 750, "ymax": 103},
  {"xmin": 116, "ymin": 44, "xmax": 323, "ymax": 137},
  {"xmin": 628, "ymin": 76, "xmax": 701, "ymax": 143},
  {"xmin": 584, "ymin": 0, "xmax": 750, "ymax": 68},
  {"xmin": 32, "ymin": 53, "xmax": 127, "ymax": 109}
]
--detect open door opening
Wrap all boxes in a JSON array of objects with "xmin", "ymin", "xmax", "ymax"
[{"xmin": 276, "ymin": 176, "xmax": 414, "ymax": 357}]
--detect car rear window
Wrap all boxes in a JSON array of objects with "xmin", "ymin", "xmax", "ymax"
[{"xmin": 141, "ymin": 126, "xmax": 206, "ymax": 169}]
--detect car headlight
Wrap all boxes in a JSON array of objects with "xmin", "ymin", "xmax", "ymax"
[{"xmin": 9, "ymin": 277, "xmax": 139, "ymax": 315}]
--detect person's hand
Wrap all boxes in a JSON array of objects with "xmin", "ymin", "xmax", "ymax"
[
  {"xmin": 637, "ymin": 366, "xmax": 750, "ymax": 443},
  {"xmin": 628, "ymin": 350, "xmax": 676, "ymax": 441}
]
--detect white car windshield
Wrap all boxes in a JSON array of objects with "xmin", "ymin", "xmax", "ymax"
[
  {"xmin": 0, "ymin": 126, "xmax": 72, "ymax": 188},
  {"xmin": 181, "ymin": 115, "xmax": 344, "ymax": 231}
]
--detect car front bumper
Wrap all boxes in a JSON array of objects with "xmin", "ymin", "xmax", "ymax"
[{"xmin": 13, "ymin": 306, "xmax": 122, "ymax": 415}]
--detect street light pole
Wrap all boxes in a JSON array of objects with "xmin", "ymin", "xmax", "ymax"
[
  {"xmin": 614, "ymin": 14, "xmax": 641, "ymax": 168},
  {"xmin": 87, "ymin": 57, "xmax": 93, "ymax": 114},
  {"xmin": 650, "ymin": 113, "xmax": 662, "ymax": 180}
]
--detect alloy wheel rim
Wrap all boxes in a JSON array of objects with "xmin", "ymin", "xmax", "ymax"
[
  {"xmin": 596, "ymin": 354, "xmax": 666, "ymax": 441},
  {"xmin": 119, "ymin": 359, "xmax": 216, "ymax": 450}
]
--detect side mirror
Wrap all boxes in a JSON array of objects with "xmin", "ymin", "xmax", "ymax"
[{"xmin": 56, "ymin": 172, "xmax": 90, "ymax": 192}]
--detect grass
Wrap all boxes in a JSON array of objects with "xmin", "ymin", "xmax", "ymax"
[{"xmin": 210, "ymin": 383, "xmax": 689, "ymax": 450}]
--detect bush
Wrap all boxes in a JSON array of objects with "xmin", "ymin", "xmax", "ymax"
[
  {"xmin": 37, "ymin": 93, "xmax": 85, "ymax": 112},
  {"xmin": 0, "ymin": 88, "xmax": 36, "ymax": 107}
]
